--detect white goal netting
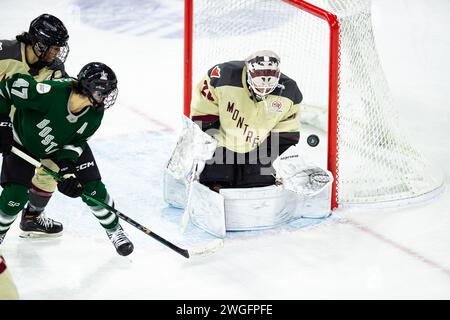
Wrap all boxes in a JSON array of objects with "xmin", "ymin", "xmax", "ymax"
[{"xmin": 188, "ymin": 0, "xmax": 444, "ymax": 206}]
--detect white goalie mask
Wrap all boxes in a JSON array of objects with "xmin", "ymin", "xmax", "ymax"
[{"xmin": 245, "ymin": 50, "xmax": 281, "ymax": 99}]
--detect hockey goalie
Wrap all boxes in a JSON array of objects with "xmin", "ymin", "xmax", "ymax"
[{"xmin": 164, "ymin": 50, "xmax": 333, "ymax": 238}]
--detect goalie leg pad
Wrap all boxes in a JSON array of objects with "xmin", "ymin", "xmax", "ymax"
[
  {"xmin": 210, "ymin": 183, "xmax": 332, "ymax": 231},
  {"xmin": 188, "ymin": 181, "xmax": 225, "ymax": 238},
  {"xmin": 220, "ymin": 185, "xmax": 299, "ymax": 231},
  {"xmin": 188, "ymin": 183, "xmax": 332, "ymax": 234},
  {"xmin": 163, "ymin": 169, "xmax": 188, "ymax": 209},
  {"xmin": 296, "ymin": 182, "xmax": 332, "ymax": 218}
]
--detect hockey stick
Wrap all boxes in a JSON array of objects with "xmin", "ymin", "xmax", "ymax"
[{"xmin": 11, "ymin": 146, "xmax": 223, "ymax": 259}]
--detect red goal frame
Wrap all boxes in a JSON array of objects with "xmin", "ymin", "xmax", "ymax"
[{"xmin": 184, "ymin": 0, "xmax": 340, "ymax": 209}]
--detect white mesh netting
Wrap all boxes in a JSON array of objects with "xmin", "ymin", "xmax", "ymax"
[{"xmin": 189, "ymin": 0, "xmax": 444, "ymax": 206}]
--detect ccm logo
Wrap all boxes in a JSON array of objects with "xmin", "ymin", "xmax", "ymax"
[
  {"xmin": 76, "ymin": 161, "xmax": 95, "ymax": 171},
  {"xmin": 0, "ymin": 121, "xmax": 12, "ymax": 127}
]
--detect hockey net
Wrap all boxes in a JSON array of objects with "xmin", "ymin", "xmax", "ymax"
[{"xmin": 184, "ymin": 0, "xmax": 444, "ymax": 209}]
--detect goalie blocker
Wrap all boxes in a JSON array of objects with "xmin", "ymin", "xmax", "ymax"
[{"xmin": 164, "ymin": 117, "xmax": 332, "ymax": 238}]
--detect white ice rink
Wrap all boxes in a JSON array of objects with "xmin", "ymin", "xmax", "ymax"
[{"xmin": 0, "ymin": 0, "xmax": 449, "ymax": 299}]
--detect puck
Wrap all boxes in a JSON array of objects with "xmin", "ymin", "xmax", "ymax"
[{"xmin": 307, "ymin": 134, "xmax": 320, "ymax": 147}]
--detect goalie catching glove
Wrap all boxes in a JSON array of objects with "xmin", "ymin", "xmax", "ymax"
[
  {"xmin": 57, "ymin": 159, "xmax": 84, "ymax": 198},
  {"xmin": 273, "ymin": 145, "xmax": 333, "ymax": 197}
]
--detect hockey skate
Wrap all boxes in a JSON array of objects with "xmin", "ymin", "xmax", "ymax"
[
  {"xmin": 106, "ymin": 225, "xmax": 134, "ymax": 256},
  {"xmin": 19, "ymin": 208, "xmax": 63, "ymax": 238}
]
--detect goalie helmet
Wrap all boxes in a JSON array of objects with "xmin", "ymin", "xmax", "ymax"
[
  {"xmin": 28, "ymin": 14, "xmax": 70, "ymax": 63},
  {"xmin": 245, "ymin": 50, "xmax": 281, "ymax": 99},
  {"xmin": 77, "ymin": 62, "xmax": 118, "ymax": 111}
]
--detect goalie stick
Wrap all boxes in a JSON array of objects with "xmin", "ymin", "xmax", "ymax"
[
  {"xmin": 11, "ymin": 146, "xmax": 223, "ymax": 259},
  {"xmin": 180, "ymin": 161, "xmax": 199, "ymax": 232}
]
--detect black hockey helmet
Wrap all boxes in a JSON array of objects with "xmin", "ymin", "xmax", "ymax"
[
  {"xmin": 28, "ymin": 14, "xmax": 70, "ymax": 63},
  {"xmin": 77, "ymin": 62, "xmax": 118, "ymax": 111}
]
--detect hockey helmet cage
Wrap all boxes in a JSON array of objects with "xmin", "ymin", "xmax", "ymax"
[{"xmin": 245, "ymin": 50, "xmax": 281, "ymax": 99}]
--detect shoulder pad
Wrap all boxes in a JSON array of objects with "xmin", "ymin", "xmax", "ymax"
[
  {"xmin": 208, "ymin": 61, "xmax": 245, "ymax": 88},
  {"xmin": 0, "ymin": 40, "xmax": 22, "ymax": 61},
  {"xmin": 275, "ymin": 73, "xmax": 303, "ymax": 104}
]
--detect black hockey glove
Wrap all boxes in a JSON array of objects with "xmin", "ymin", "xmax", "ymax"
[
  {"xmin": 0, "ymin": 115, "xmax": 13, "ymax": 155},
  {"xmin": 57, "ymin": 159, "xmax": 84, "ymax": 198}
]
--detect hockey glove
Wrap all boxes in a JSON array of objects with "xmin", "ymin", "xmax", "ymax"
[
  {"xmin": 0, "ymin": 115, "xmax": 13, "ymax": 155},
  {"xmin": 57, "ymin": 159, "xmax": 84, "ymax": 198},
  {"xmin": 273, "ymin": 145, "xmax": 333, "ymax": 197}
]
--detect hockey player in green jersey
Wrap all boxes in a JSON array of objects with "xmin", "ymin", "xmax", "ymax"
[
  {"xmin": 190, "ymin": 50, "xmax": 301, "ymax": 189},
  {"xmin": 0, "ymin": 62, "xmax": 134, "ymax": 256},
  {"xmin": 0, "ymin": 14, "xmax": 69, "ymax": 237}
]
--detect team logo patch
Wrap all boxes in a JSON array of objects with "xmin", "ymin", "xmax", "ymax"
[
  {"xmin": 100, "ymin": 71, "xmax": 108, "ymax": 80},
  {"xmin": 36, "ymin": 83, "xmax": 51, "ymax": 94},
  {"xmin": 270, "ymin": 100, "xmax": 283, "ymax": 112},
  {"xmin": 210, "ymin": 66, "xmax": 221, "ymax": 78}
]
